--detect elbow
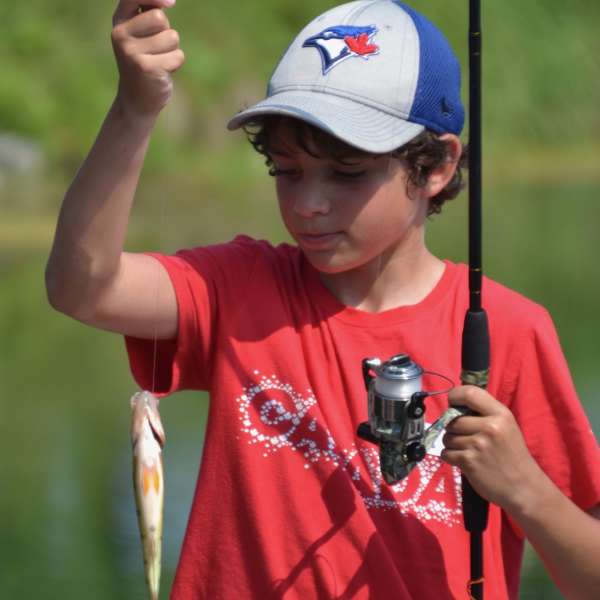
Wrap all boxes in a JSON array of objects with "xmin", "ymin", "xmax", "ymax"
[
  {"xmin": 45, "ymin": 256, "xmax": 120, "ymax": 327},
  {"xmin": 45, "ymin": 243, "xmax": 124, "ymax": 324},
  {"xmin": 45, "ymin": 260, "xmax": 61, "ymax": 312},
  {"xmin": 45, "ymin": 259, "xmax": 97, "ymax": 322},
  {"xmin": 45, "ymin": 261, "xmax": 78, "ymax": 317}
]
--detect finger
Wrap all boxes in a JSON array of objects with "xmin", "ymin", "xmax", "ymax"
[
  {"xmin": 113, "ymin": 0, "xmax": 175, "ymax": 26},
  {"xmin": 129, "ymin": 28, "xmax": 180, "ymax": 56},
  {"xmin": 162, "ymin": 48, "xmax": 185, "ymax": 72},
  {"xmin": 445, "ymin": 415, "xmax": 485, "ymax": 435},
  {"xmin": 139, "ymin": 49, "xmax": 185, "ymax": 73},
  {"xmin": 113, "ymin": 8, "xmax": 171, "ymax": 43},
  {"xmin": 448, "ymin": 385, "xmax": 505, "ymax": 416},
  {"xmin": 442, "ymin": 431, "xmax": 471, "ymax": 450},
  {"xmin": 127, "ymin": 9, "xmax": 172, "ymax": 37},
  {"xmin": 440, "ymin": 448, "xmax": 467, "ymax": 467}
]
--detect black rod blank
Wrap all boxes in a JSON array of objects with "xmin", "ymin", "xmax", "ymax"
[
  {"xmin": 462, "ymin": 2, "xmax": 490, "ymax": 599},
  {"xmin": 468, "ymin": 0, "xmax": 482, "ymax": 311}
]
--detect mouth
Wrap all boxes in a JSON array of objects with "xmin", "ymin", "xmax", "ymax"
[{"xmin": 296, "ymin": 232, "xmax": 343, "ymax": 250}]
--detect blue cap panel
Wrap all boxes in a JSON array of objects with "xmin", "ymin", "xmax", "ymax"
[{"xmin": 396, "ymin": 1, "xmax": 464, "ymax": 135}]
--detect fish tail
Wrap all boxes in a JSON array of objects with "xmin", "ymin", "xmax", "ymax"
[{"xmin": 144, "ymin": 535, "xmax": 162, "ymax": 599}]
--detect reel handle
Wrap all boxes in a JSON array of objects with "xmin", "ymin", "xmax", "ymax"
[{"xmin": 356, "ymin": 421, "xmax": 378, "ymax": 445}]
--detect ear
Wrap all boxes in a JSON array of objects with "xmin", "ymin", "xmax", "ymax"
[{"xmin": 425, "ymin": 134, "xmax": 463, "ymax": 198}]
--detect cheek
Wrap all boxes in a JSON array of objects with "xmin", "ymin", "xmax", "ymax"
[
  {"xmin": 346, "ymin": 185, "xmax": 425, "ymax": 257},
  {"xmin": 276, "ymin": 182, "xmax": 290, "ymax": 216},
  {"xmin": 349, "ymin": 186, "xmax": 408, "ymax": 234},
  {"xmin": 277, "ymin": 195, "xmax": 303, "ymax": 243},
  {"xmin": 276, "ymin": 192, "xmax": 293, "ymax": 227}
]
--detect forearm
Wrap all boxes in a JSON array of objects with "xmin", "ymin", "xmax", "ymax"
[
  {"xmin": 507, "ymin": 467, "xmax": 600, "ymax": 600},
  {"xmin": 46, "ymin": 98, "xmax": 156, "ymax": 316},
  {"xmin": 442, "ymin": 387, "xmax": 600, "ymax": 599}
]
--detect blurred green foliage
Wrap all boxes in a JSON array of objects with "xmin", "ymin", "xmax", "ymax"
[{"xmin": 1, "ymin": 0, "xmax": 599, "ymax": 173}]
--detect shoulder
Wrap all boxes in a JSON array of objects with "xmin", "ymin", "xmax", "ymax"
[
  {"xmin": 483, "ymin": 273, "xmax": 551, "ymax": 332},
  {"xmin": 449, "ymin": 262, "xmax": 551, "ymax": 331},
  {"xmin": 445, "ymin": 264, "xmax": 568, "ymax": 401},
  {"xmin": 175, "ymin": 235, "xmax": 301, "ymax": 277},
  {"xmin": 449, "ymin": 261, "xmax": 559, "ymax": 356},
  {"xmin": 478, "ymin": 270, "xmax": 566, "ymax": 390},
  {"xmin": 486, "ymin": 278, "xmax": 561, "ymax": 372}
]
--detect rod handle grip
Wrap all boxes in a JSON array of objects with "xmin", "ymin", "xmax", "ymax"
[{"xmin": 461, "ymin": 309, "xmax": 490, "ymax": 375}]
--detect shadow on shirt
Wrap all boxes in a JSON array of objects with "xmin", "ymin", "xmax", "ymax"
[{"xmin": 267, "ymin": 465, "xmax": 454, "ymax": 599}]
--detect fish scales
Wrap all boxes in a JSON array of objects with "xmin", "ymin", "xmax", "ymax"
[{"xmin": 131, "ymin": 391, "xmax": 165, "ymax": 600}]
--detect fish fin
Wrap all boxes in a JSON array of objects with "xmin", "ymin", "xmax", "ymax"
[{"xmin": 142, "ymin": 464, "xmax": 161, "ymax": 496}]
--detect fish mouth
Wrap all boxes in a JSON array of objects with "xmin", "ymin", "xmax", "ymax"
[
  {"xmin": 131, "ymin": 392, "xmax": 166, "ymax": 448},
  {"xmin": 146, "ymin": 410, "xmax": 166, "ymax": 447}
]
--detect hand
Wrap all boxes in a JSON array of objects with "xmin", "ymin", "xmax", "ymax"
[
  {"xmin": 111, "ymin": 0, "xmax": 185, "ymax": 118},
  {"xmin": 441, "ymin": 385, "xmax": 543, "ymax": 512}
]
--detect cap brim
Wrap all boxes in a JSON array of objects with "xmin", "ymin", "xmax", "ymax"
[{"xmin": 227, "ymin": 90, "xmax": 424, "ymax": 154}]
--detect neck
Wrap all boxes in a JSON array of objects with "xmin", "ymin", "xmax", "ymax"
[{"xmin": 318, "ymin": 234, "xmax": 445, "ymax": 313}]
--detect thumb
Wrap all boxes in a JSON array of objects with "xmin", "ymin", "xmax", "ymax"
[{"xmin": 113, "ymin": 0, "xmax": 175, "ymax": 26}]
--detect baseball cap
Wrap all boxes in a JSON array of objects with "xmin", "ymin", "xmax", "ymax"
[{"xmin": 227, "ymin": 0, "xmax": 464, "ymax": 154}]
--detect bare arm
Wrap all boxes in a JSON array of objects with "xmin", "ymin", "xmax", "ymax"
[
  {"xmin": 443, "ymin": 386, "xmax": 600, "ymax": 600},
  {"xmin": 46, "ymin": 0, "xmax": 184, "ymax": 339},
  {"xmin": 511, "ymin": 475, "xmax": 600, "ymax": 600}
]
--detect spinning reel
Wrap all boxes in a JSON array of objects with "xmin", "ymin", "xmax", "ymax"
[{"xmin": 357, "ymin": 354, "xmax": 454, "ymax": 484}]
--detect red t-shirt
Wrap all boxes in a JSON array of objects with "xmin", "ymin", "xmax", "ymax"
[{"xmin": 126, "ymin": 236, "xmax": 600, "ymax": 600}]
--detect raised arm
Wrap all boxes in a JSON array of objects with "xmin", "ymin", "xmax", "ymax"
[{"xmin": 45, "ymin": 0, "xmax": 184, "ymax": 340}]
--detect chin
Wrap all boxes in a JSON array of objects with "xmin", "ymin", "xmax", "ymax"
[{"xmin": 301, "ymin": 249, "xmax": 362, "ymax": 275}]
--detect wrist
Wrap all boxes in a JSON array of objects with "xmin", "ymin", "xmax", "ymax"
[
  {"xmin": 111, "ymin": 93, "xmax": 161, "ymax": 131},
  {"xmin": 503, "ymin": 460, "xmax": 558, "ymax": 523}
]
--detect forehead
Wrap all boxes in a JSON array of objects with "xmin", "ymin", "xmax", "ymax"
[{"xmin": 264, "ymin": 117, "xmax": 372, "ymax": 161}]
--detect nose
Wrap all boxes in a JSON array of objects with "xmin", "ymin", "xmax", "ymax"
[{"xmin": 287, "ymin": 178, "xmax": 332, "ymax": 218}]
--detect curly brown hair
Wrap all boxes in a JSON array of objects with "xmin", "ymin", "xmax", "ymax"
[{"xmin": 243, "ymin": 115, "xmax": 467, "ymax": 216}]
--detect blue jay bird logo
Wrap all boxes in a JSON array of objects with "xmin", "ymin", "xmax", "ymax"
[{"xmin": 303, "ymin": 25, "xmax": 380, "ymax": 75}]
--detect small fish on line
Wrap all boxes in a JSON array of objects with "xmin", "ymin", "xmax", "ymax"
[{"xmin": 131, "ymin": 390, "xmax": 165, "ymax": 600}]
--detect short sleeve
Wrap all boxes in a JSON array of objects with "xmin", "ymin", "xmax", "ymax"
[
  {"xmin": 125, "ymin": 236, "xmax": 263, "ymax": 395},
  {"xmin": 503, "ymin": 308, "xmax": 600, "ymax": 511}
]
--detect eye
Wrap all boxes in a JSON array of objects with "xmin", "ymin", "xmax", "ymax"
[
  {"xmin": 268, "ymin": 167, "xmax": 300, "ymax": 179},
  {"xmin": 334, "ymin": 170, "xmax": 366, "ymax": 180}
]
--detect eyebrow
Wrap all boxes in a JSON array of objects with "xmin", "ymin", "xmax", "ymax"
[{"xmin": 268, "ymin": 147, "xmax": 369, "ymax": 166}]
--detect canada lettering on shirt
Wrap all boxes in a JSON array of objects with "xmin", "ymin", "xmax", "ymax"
[{"xmin": 237, "ymin": 368, "xmax": 463, "ymax": 525}]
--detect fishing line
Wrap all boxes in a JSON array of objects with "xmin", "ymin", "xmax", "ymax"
[
  {"xmin": 150, "ymin": 58, "xmax": 171, "ymax": 394},
  {"xmin": 370, "ymin": 155, "xmax": 391, "ymax": 302},
  {"xmin": 130, "ymin": 8, "xmax": 170, "ymax": 600},
  {"xmin": 150, "ymin": 107, "xmax": 167, "ymax": 394},
  {"xmin": 150, "ymin": 213, "xmax": 165, "ymax": 395},
  {"xmin": 372, "ymin": 151, "xmax": 416, "ymax": 305}
]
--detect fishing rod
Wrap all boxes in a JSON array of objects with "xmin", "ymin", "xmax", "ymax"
[
  {"xmin": 354, "ymin": 2, "xmax": 490, "ymax": 597},
  {"xmin": 460, "ymin": 1, "xmax": 490, "ymax": 598}
]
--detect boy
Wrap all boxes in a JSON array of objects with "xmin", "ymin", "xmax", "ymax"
[{"xmin": 46, "ymin": 1, "xmax": 600, "ymax": 598}]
